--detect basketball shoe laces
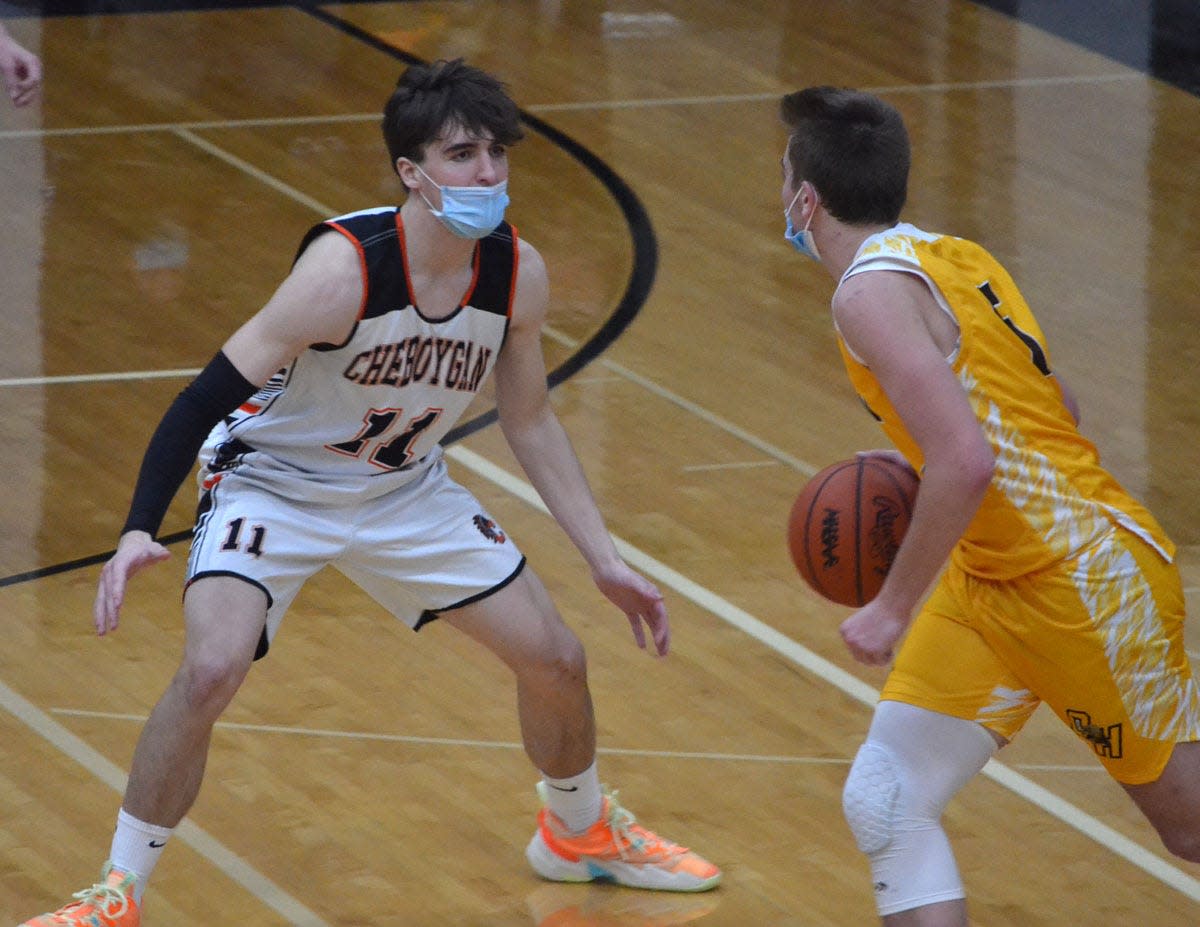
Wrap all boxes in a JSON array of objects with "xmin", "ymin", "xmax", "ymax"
[
  {"xmin": 597, "ymin": 789, "xmax": 692, "ymax": 864},
  {"xmin": 59, "ymin": 875, "xmax": 134, "ymax": 922}
]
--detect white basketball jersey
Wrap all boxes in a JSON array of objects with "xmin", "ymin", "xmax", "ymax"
[{"xmin": 200, "ymin": 207, "xmax": 517, "ymax": 499}]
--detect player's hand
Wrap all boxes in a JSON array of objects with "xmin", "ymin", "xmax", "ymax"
[
  {"xmin": 592, "ymin": 560, "xmax": 670, "ymax": 656},
  {"xmin": 93, "ymin": 531, "xmax": 172, "ymax": 636},
  {"xmin": 839, "ymin": 600, "xmax": 907, "ymax": 666},
  {"xmin": 0, "ymin": 38, "xmax": 42, "ymax": 108}
]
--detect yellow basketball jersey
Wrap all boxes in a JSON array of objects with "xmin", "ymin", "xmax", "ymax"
[{"xmin": 834, "ymin": 223, "xmax": 1172, "ymax": 579}]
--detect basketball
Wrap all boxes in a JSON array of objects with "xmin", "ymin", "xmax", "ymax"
[{"xmin": 787, "ymin": 456, "xmax": 919, "ymax": 607}]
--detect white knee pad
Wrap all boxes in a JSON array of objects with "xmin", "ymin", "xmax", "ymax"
[
  {"xmin": 842, "ymin": 701, "xmax": 998, "ymax": 917},
  {"xmin": 843, "ymin": 741, "xmax": 901, "ymax": 855}
]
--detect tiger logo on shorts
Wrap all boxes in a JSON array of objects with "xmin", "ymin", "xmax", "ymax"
[{"xmin": 473, "ymin": 514, "xmax": 507, "ymax": 544}]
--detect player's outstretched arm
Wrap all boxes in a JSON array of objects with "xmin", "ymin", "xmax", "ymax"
[
  {"xmin": 94, "ymin": 230, "xmax": 362, "ymax": 637},
  {"xmin": 493, "ymin": 240, "xmax": 670, "ymax": 655}
]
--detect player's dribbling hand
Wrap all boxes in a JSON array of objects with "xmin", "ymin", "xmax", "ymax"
[
  {"xmin": 593, "ymin": 561, "xmax": 670, "ymax": 657},
  {"xmin": 839, "ymin": 600, "xmax": 906, "ymax": 666},
  {"xmin": 93, "ymin": 530, "xmax": 172, "ymax": 635}
]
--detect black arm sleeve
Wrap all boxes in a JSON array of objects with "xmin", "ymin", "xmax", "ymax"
[{"xmin": 121, "ymin": 350, "xmax": 259, "ymax": 539}]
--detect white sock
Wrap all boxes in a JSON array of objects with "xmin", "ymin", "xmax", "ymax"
[
  {"xmin": 541, "ymin": 761, "xmax": 603, "ymax": 833},
  {"xmin": 109, "ymin": 808, "xmax": 173, "ymax": 903}
]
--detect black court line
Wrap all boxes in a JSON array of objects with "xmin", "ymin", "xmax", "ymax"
[
  {"xmin": 9, "ymin": 0, "xmax": 405, "ymax": 13},
  {"xmin": 0, "ymin": 2, "xmax": 658, "ymax": 589}
]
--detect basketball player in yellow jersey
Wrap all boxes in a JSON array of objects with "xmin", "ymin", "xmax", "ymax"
[{"xmin": 778, "ymin": 86, "xmax": 1200, "ymax": 926}]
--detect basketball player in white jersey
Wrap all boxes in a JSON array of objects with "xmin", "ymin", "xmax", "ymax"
[{"xmin": 22, "ymin": 58, "xmax": 719, "ymax": 927}]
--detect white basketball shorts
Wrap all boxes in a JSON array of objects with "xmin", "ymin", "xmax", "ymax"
[{"xmin": 185, "ymin": 450, "xmax": 526, "ymax": 656}]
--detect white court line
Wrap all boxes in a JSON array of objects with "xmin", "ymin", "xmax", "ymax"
[
  {"xmin": 0, "ymin": 314, "xmax": 815, "ymax": 482},
  {"xmin": 4, "ymin": 119, "xmax": 1198, "ymax": 908},
  {"xmin": 542, "ymin": 325, "xmax": 817, "ymax": 475},
  {"xmin": 51, "ymin": 710, "xmax": 846, "ymax": 766},
  {"xmin": 0, "ymin": 72, "xmax": 1145, "ymax": 141},
  {"xmin": 0, "ymin": 369, "xmax": 200, "ymax": 388},
  {"xmin": 0, "ymin": 681, "xmax": 330, "ymax": 926},
  {"xmin": 528, "ymin": 72, "xmax": 1144, "ymax": 112},
  {"xmin": 0, "ymin": 112, "xmax": 379, "ymax": 140},
  {"xmin": 49, "ymin": 710, "xmax": 1125, "ymax": 776},
  {"xmin": 174, "ymin": 127, "xmax": 335, "ymax": 217},
  {"xmin": 682, "ymin": 460, "xmax": 781, "ymax": 473}
]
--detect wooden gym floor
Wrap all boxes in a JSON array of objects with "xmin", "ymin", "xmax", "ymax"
[{"xmin": 2, "ymin": 2, "xmax": 1200, "ymax": 924}]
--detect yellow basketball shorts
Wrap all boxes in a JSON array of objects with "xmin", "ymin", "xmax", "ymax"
[{"xmin": 882, "ymin": 525, "xmax": 1200, "ymax": 784}]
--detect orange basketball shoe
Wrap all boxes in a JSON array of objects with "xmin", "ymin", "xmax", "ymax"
[
  {"xmin": 526, "ymin": 784, "xmax": 721, "ymax": 893},
  {"xmin": 19, "ymin": 865, "xmax": 140, "ymax": 927}
]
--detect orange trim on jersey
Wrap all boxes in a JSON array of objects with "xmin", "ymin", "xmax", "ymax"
[
  {"xmin": 326, "ymin": 219, "xmax": 370, "ymax": 322},
  {"xmin": 396, "ymin": 213, "xmax": 416, "ymax": 307},
  {"xmin": 507, "ymin": 223, "xmax": 520, "ymax": 318},
  {"xmin": 459, "ymin": 240, "xmax": 483, "ymax": 309}
]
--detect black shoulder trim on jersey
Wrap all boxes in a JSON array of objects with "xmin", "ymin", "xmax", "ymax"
[
  {"xmin": 294, "ymin": 221, "xmax": 334, "ymax": 266},
  {"xmin": 297, "ymin": 210, "xmax": 413, "ymax": 325},
  {"xmin": 469, "ymin": 222, "xmax": 518, "ymax": 317},
  {"xmin": 355, "ymin": 212, "xmax": 413, "ymax": 322}
]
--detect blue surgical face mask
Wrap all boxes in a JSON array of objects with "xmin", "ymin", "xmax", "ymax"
[
  {"xmin": 784, "ymin": 186, "xmax": 821, "ymax": 262},
  {"xmin": 414, "ymin": 163, "xmax": 509, "ymax": 239}
]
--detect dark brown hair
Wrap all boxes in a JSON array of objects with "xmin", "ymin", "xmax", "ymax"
[
  {"xmin": 382, "ymin": 58, "xmax": 524, "ymax": 170},
  {"xmin": 780, "ymin": 86, "xmax": 910, "ymax": 225}
]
